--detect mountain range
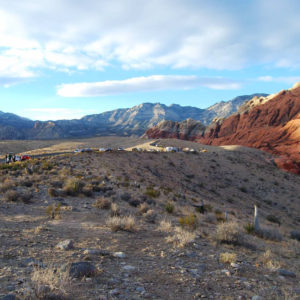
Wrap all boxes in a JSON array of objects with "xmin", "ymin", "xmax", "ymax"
[{"xmin": 0, "ymin": 93, "xmax": 266, "ymax": 140}]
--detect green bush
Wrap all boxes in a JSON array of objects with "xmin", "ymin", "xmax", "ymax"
[
  {"xmin": 165, "ymin": 202, "xmax": 175, "ymax": 214},
  {"xmin": 244, "ymin": 223, "xmax": 255, "ymax": 234}
]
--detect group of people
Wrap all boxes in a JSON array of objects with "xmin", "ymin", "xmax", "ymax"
[{"xmin": 5, "ymin": 153, "xmax": 19, "ymax": 163}]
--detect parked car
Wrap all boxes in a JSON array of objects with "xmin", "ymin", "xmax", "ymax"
[
  {"xmin": 21, "ymin": 155, "xmax": 30, "ymax": 161},
  {"xmin": 99, "ymin": 148, "xmax": 112, "ymax": 152}
]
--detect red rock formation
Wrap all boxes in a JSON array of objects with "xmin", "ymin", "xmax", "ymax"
[{"xmin": 198, "ymin": 83, "xmax": 300, "ymax": 174}]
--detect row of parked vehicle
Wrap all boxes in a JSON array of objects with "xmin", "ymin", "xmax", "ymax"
[
  {"xmin": 5, "ymin": 153, "xmax": 31, "ymax": 163},
  {"xmin": 74, "ymin": 147, "xmax": 125, "ymax": 153}
]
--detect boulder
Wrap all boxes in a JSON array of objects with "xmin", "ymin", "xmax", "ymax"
[
  {"xmin": 56, "ymin": 239, "xmax": 74, "ymax": 250},
  {"xmin": 68, "ymin": 262, "xmax": 97, "ymax": 278}
]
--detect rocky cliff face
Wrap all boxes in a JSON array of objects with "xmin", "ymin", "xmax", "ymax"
[
  {"xmin": 0, "ymin": 94, "xmax": 263, "ymax": 140},
  {"xmin": 199, "ymin": 83, "xmax": 300, "ymax": 174},
  {"xmin": 144, "ymin": 119, "xmax": 206, "ymax": 140}
]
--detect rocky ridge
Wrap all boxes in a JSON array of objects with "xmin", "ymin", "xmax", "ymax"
[{"xmin": 0, "ymin": 94, "xmax": 266, "ymax": 140}]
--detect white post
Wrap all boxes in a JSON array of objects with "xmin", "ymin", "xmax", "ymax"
[{"xmin": 254, "ymin": 205, "xmax": 260, "ymax": 231}]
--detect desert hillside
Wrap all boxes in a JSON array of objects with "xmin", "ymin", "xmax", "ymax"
[{"xmin": 1, "ymin": 139, "xmax": 300, "ymax": 299}]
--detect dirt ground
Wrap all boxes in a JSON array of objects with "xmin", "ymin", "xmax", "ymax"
[{"xmin": 0, "ymin": 139, "xmax": 300, "ymax": 299}]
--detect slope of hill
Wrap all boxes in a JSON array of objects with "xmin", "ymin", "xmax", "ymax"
[
  {"xmin": 0, "ymin": 93, "xmax": 266, "ymax": 140},
  {"xmin": 0, "ymin": 143, "xmax": 300, "ymax": 299},
  {"xmin": 199, "ymin": 82, "xmax": 300, "ymax": 174}
]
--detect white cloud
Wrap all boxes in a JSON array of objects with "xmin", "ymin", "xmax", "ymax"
[
  {"xmin": 23, "ymin": 108, "xmax": 96, "ymax": 120},
  {"xmin": 57, "ymin": 75, "xmax": 241, "ymax": 97},
  {"xmin": 258, "ymin": 76, "xmax": 300, "ymax": 84},
  {"xmin": 0, "ymin": 0, "xmax": 299, "ymax": 81}
]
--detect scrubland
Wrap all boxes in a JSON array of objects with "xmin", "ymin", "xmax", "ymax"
[{"xmin": 0, "ymin": 139, "xmax": 300, "ymax": 299}]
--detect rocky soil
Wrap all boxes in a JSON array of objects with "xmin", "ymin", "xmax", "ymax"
[{"xmin": 0, "ymin": 141, "xmax": 300, "ymax": 299}]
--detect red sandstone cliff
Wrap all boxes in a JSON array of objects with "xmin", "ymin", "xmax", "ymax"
[{"xmin": 198, "ymin": 83, "xmax": 300, "ymax": 174}]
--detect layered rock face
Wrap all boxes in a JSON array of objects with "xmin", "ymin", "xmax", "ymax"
[
  {"xmin": 144, "ymin": 119, "xmax": 206, "ymax": 140},
  {"xmin": 199, "ymin": 83, "xmax": 300, "ymax": 174}
]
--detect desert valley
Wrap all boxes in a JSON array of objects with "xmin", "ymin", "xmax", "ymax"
[{"xmin": 1, "ymin": 1, "xmax": 300, "ymax": 299}]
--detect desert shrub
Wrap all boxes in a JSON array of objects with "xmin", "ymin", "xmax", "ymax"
[
  {"xmin": 41, "ymin": 161, "xmax": 54, "ymax": 171},
  {"xmin": 215, "ymin": 221, "xmax": 244, "ymax": 245},
  {"xmin": 106, "ymin": 215, "xmax": 136, "ymax": 232},
  {"xmin": 239, "ymin": 186, "xmax": 248, "ymax": 193},
  {"xmin": 120, "ymin": 192, "xmax": 131, "ymax": 201},
  {"xmin": 92, "ymin": 197, "xmax": 111, "ymax": 209},
  {"xmin": 110, "ymin": 203, "xmax": 120, "ymax": 216},
  {"xmin": 204, "ymin": 213, "xmax": 217, "ymax": 224},
  {"xmin": 244, "ymin": 223, "xmax": 255, "ymax": 234},
  {"xmin": 214, "ymin": 209, "xmax": 226, "ymax": 222},
  {"xmin": 266, "ymin": 214, "xmax": 281, "ymax": 226},
  {"xmin": 20, "ymin": 191, "xmax": 33, "ymax": 204},
  {"xmin": 19, "ymin": 177, "xmax": 33, "ymax": 187},
  {"xmin": 165, "ymin": 202, "xmax": 175, "ymax": 214},
  {"xmin": 50, "ymin": 180, "xmax": 63, "ymax": 188},
  {"xmin": 255, "ymin": 227, "xmax": 282, "ymax": 242},
  {"xmin": 63, "ymin": 178, "xmax": 84, "ymax": 196},
  {"xmin": 143, "ymin": 209, "xmax": 157, "ymax": 223},
  {"xmin": 138, "ymin": 202, "xmax": 149, "ymax": 215},
  {"xmin": 166, "ymin": 226, "xmax": 196, "ymax": 248},
  {"xmin": 46, "ymin": 203, "xmax": 62, "ymax": 219},
  {"xmin": 290, "ymin": 230, "xmax": 300, "ymax": 241},
  {"xmin": 219, "ymin": 252, "xmax": 237, "ymax": 264},
  {"xmin": 145, "ymin": 186, "xmax": 160, "ymax": 198},
  {"xmin": 257, "ymin": 249, "xmax": 281, "ymax": 270},
  {"xmin": 48, "ymin": 187, "xmax": 59, "ymax": 197},
  {"xmin": 157, "ymin": 219, "xmax": 172, "ymax": 233},
  {"xmin": 203, "ymin": 204, "xmax": 213, "ymax": 212},
  {"xmin": 31, "ymin": 265, "xmax": 70, "ymax": 299},
  {"xmin": 4, "ymin": 190, "xmax": 19, "ymax": 202},
  {"xmin": 179, "ymin": 213, "xmax": 198, "ymax": 230},
  {"xmin": 0, "ymin": 179, "xmax": 15, "ymax": 192},
  {"xmin": 82, "ymin": 184, "xmax": 93, "ymax": 197},
  {"xmin": 278, "ymin": 240, "xmax": 300, "ymax": 258}
]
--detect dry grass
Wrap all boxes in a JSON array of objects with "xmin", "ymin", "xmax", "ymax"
[
  {"xmin": 215, "ymin": 221, "xmax": 244, "ymax": 245},
  {"xmin": 257, "ymin": 249, "xmax": 281, "ymax": 270},
  {"xmin": 157, "ymin": 219, "xmax": 173, "ymax": 233},
  {"xmin": 179, "ymin": 213, "xmax": 198, "ymax": 230},
  {"xmin": 31, "ymin": 265, "xmax": 70, "ymax": 298},
  {"xmin": 106, "ymin": 215, "xmax": 136, "ymax": 232},
  {"xmin": 138, "ymin": 202, "xmax": 149, "ymax": 214},
  {"xmin": 219, "ymin": 252, "xmax": 237, "ymax": 264},
  {"xmin": 110, "ymin": 202, "xmax": 120, "ymax": 216},
  {"xmin": 0, "ymin": 179, "xmax": 15, "ymax": 192},
  {"xmin": 92, "ymin": 197, "xmax": 111, "ymax": 209},
  {"xmin": 63, "ymin": 177, "xmax": 84, "ymax": 196},
  {"xmin": 166, "ymin": 226, "xmax": 196, "ymax": 248},
  {"xmin": 143, "ymin": 209, "xmax": 157, "ymax": 223}
]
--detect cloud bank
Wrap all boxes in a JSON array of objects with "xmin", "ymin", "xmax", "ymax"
[
  {"xmin": 57, "ymin": 75, "xmax": 241, "ymax": 97},
  {"xmin": 0, "ymin": 0, "xmax": 299, "ymax": 83}
]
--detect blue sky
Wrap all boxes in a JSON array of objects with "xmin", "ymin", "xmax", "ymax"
[{"xmin": 0, "ymin": 0, "xmax": 299, "ymax": 120}]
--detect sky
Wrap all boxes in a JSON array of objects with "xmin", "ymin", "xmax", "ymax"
[{"xmin": 0, "ymin": 0, "xmax": 300, "ymax": 121}]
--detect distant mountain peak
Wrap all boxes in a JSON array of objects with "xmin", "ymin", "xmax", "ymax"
[{"xmin": 0, "ymin": 93, "xmax": 267, "ymax": 140}]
